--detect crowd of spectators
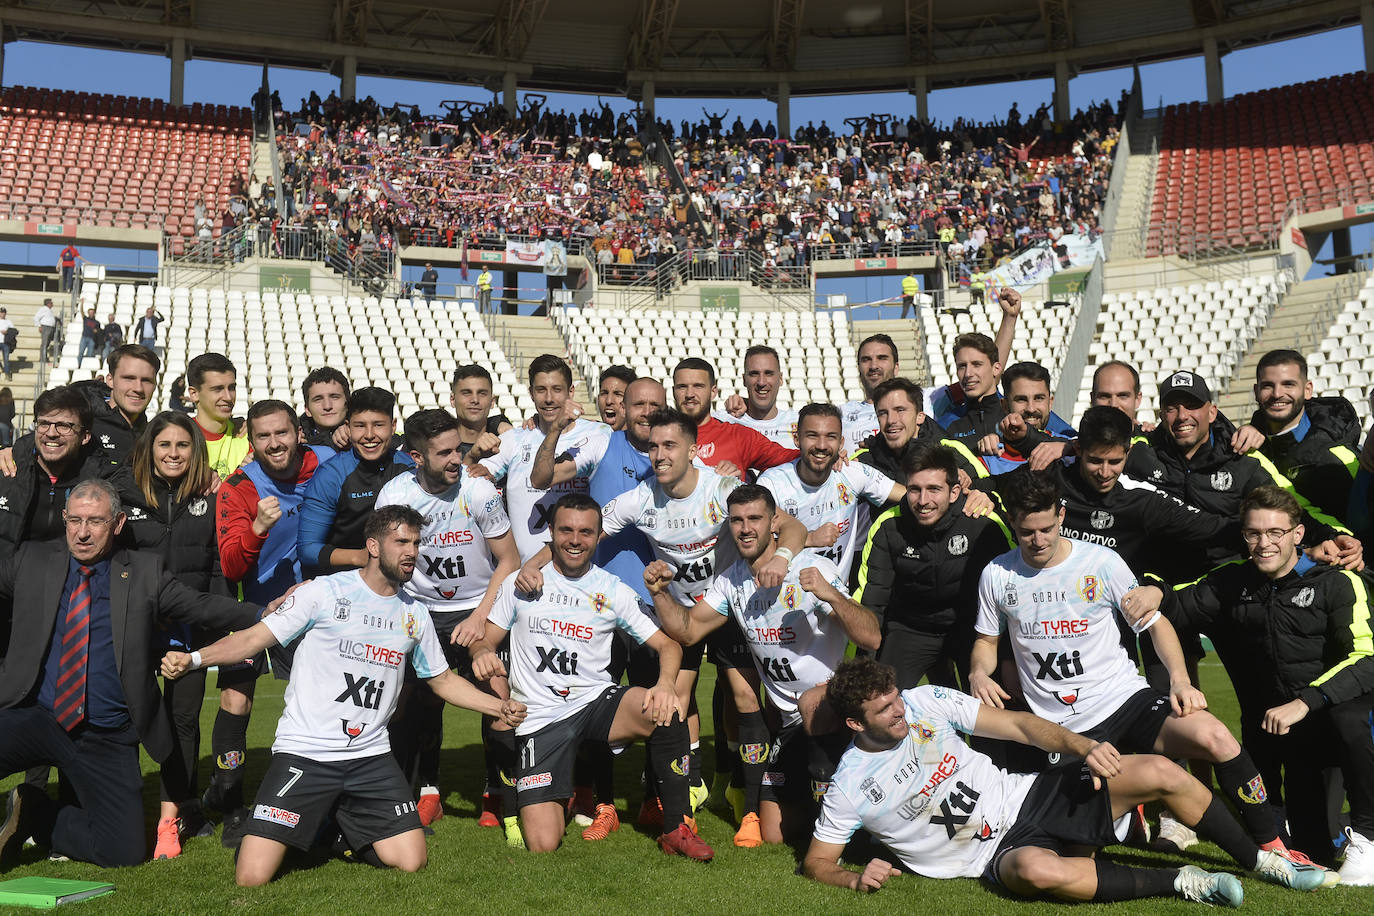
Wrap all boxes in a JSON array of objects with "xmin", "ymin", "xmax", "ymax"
[{"xmin": 204, "ymin": 89, "xmax": 1123, "ymax": 291}]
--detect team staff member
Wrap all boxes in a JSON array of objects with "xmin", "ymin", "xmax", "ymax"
[
  {"xmin": 375, "ymin": 409, "xmax": 521, "ymax": 839},
  {"xmin": 298, "ymin": 367, "xmax": 351, "ymax": 448},
  {"xmin": 0, "ymin": 386, "xmax": 127, "ymax": 566},
  {"xmin": 985, "ymin": 361, "xmax": 1076, "ymax": 472},
  {"xmin": 185, "ymin": 353, "xmax": 251, "ymax": 480},
  {"xmin": 158, "ymin": 505, "xmax": 526, "ymax": 886},
  {"xmin": 648, "ymin": 484, "xmax": 880, "ymax": 849},
  {"xmin": 1124, "ymin": 486, "xmax": 1374, "ymax": 878},
  {"xmin": 899, "ymin": 271, "xmax": 918, "ymax": 318},
  {"xmin": 118, "ymin": 412, "xmax": 228, "ymax": 858},
  {"xmin": 0, "ymin": 479, "xmax": 262, "ymax": 869},
  {"xmin": 450, "ymin": 364, "xmax": 512, "ymax": 458},
  {"xmin": 1134, "ymin": 370, "xmax": 1360, "ymax": 576},
  {"xmin": 672, "ymin": 357, "xmax": 798, "ymax": 475},
  {"xmin": 925, "ymin": 288, "xmax": 1022, "ymax": 433},
  {"xmin": 857, "ymin": 445, "xmax": 1013, "ymax": 691},
  {"xmin": 0, "ymin": 344, "xmax": 160, "ymax": 475},
  {"xmin": 1242, "ymin": 349, "xmax": 1361, "ymax": 523},
  {"xmin": 298, "ymin": 387, "xmax": 413, "ymax": 576},
  {"xmin": 214, "ymin": 401, "xmax": 333, "ymax": 835},
  {"xmin": 471, "ymin": 494, "xmax": 713, "ymax": 860}
]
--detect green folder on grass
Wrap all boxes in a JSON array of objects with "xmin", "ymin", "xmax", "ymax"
[{"xmin": 0, "ymin": 877, "xmax": 114, "ymax": 908}]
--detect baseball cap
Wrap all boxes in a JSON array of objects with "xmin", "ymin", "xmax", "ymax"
[{"xmin": 1159, "ymin": 370, "xmax": 1212, "ymax": 406}]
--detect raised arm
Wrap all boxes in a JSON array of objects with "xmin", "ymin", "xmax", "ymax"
[{"xmin": 643, "ymin": 560, "xmax": 728, "ymax": 646}]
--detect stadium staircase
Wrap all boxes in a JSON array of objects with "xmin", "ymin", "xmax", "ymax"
[
  {"xmin": 1106, "ymin": 117, "xmax": 1162, "ymax": 261},
  {"xmin": 1216, "ymin": 273, "xmax": 1357, "ymax": 418},
  {"xmin": 485, "ymin": 313, "xmax": 586, "ymax": 397}
]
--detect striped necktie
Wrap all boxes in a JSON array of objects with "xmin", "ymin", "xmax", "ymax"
[{"xmin": 53, "ymin": 565, "xmax": 94, "ymax": 731}]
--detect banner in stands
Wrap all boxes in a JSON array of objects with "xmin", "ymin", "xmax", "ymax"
[
  {"xmin": 984, "ymin": 233, "xmax": 1103, "ymax": 293},
  {"xmin": 505, "ymin": 240, "xmax": 549, "ymax": 269},
  {"xmin": 260, "ymin": 266, "xmax": 312, "ymax": 294},
  {"xmin": 543, "ymin": 241, "xmax": 568, "ymax": 276}
]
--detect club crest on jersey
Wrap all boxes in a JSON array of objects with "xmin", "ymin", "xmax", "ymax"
[
  {"xmin": 947, "ymin": 534, "xmax": 968, "ymax": 556},
  {"xmin": 836, "ymin": 482, "xmax": 852, "ymax": 506},
  {"xmin": 1211, "ymin": 470, "xmax": 1233, "ymax": 491},
  {"xmin": 705, "ymin": 501, "xmax": 723, "ymax": 525},
  {"xmin": 909, "ymin": 720, "xmax": 935, "ymax": 743},
  {"xmin": 1004, "ymin": 584, "xmax": 1019, "ymax": 608},
  {"xmin": 861, "ymin": 776, "xmax": 885, "ymax": 804},
  {"xmin": 334, "ymin": 598, "xmax": 351, "ymax": 621},
  {"xmin": 403, "ymin": 612, "xmax": 419, "ymax": 639},
  {"xmin": 1293, "ymin": 586, "xmax": 1315, "ymax": 608},
  {"xmin": 1089, "ymin": 510, "xmax": 1114, "ymax": 530},
  {"xmin": 341, "ymin": 719, "xmax": 366, "ymax": 744},
  {"xmin": 782, "ymin": 498, "xmax": 799, "ymax": 515},
  {"xmin": 783, "ymin": 584, "xmax": 798, "ymax": 610},
  {"xmin": 1238, "ymin": 775, "xmax": 1267, "ymax": 805},
  {"xmin": 640, "ymin": 508, "xmax": 658, "ymax": 530},
  {"xmin": 741, "ymin": 742, "xmax": 769, "ymax": 764},
  {"xmin": 216, "ymin": 751, "xmax": 244, "ymax": 770},
  {"xmin": 590, "ymin": 592, "xmax": 608, "ymax": 614},
  {"xmin": 188, "ymin": 497, "xmax": 209, "ymax": 517},
  {"xmin": 1078, "ymin": 576, "xmax": 1099, "ymax": 602}
]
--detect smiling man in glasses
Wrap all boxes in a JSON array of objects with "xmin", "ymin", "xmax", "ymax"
[
  {"xmin": 1122, "ymin": 485, "xmax": 1374, "ymax": 881},
  {"xmin": 0, "ymin": 386, "xmax": 128, "ymax": 565}
]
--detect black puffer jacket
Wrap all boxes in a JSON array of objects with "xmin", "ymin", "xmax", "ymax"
[{"xmin": 119, "ymin": 475, "xmax": 229, "ymax": 596}]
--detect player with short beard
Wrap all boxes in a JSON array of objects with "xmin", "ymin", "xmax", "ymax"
[
  {"xmin": 159, "ymin": 505, "xmax": 527, "ymax": 886},
  {"xmin": 375, "ymin": 409, "xmax": 521, "ymax": 839},
  {"xmin": 469, "ymin": 494, "xmax": 713, "ymax": 860}
]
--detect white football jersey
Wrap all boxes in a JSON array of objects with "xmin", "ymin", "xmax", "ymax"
[
  {"xmin": 814, "ymin": 686, "xmax": 1036, "ymax": 879},
  {"xmin": 703, "ymin": 550, "xmax": 851, "ymax": 726},
  {"xmin": 488, "ymin": 565, "xmax": 659, "ymax": 734},
  {"xmin": 480, "ymin": 419, "xmax": 611, "ymax": 561},
  {"xmin": 729, "ymin": 408, "xmax": 799, "ymax": 448},
  {"xmin": 758, "ymin": 460, "xmax": 898, "ymax": 573},
  {"xmin": 975, "ymin": 540, "xmax": 1149, "ymax": 731},
  {"xmin": 261, "ymin": 570, "xmax": 449, "ymax": 761},
  {"xmin": 840, "ymin": 399, "xmax": 877, "ymax": 452},
  {"xmin": 601, "ymin": 469, "xmax": 740, "ymax": 604},
  {"xmin": 374, "ymin": 469, "xmax": 511, "ymax": 614}
]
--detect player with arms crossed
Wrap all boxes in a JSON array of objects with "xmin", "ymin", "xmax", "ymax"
[
  {"xmin": 647, "ymin": 484, "xmax": 881, "ymax": 848},
  {"xmin": 375, "ymin": 409, "xmax": 521, "ymax": 836},
  {"xmin": 160, "ymin": 505, "xmax": 525, "ymax": 886},
  {"xmin": 969, "ymin": 469, "xmax": 1330, "ymax": 874},
  {"xmin": 801, "ymin": 657, "xmax": 1328, "ymax": 901},
  {"xmin": 469, "ymin": 494, "xmax": 714, "ymax": 860}
]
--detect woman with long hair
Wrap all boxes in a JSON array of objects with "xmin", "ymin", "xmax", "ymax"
[{"xmin": 123, "ymin": 411, "xmax": 232, "ymax": 859}]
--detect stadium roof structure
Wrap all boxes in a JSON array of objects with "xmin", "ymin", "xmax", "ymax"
[{"xmin": 0, "ymin": 0, "xmax": 1364, "ymax": 99}]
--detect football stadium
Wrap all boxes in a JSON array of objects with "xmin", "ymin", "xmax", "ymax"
[{"xmin": 1, "ymin": 0, "xmax": 1374, "ymax": 912}]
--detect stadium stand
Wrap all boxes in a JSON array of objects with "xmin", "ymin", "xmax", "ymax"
[
  {"xmin": 51, "ymin": 283, "xmax": 526, "ymax": 422},
  {"xmin": 553, "ymin": 305, "xmax": 862, "ymax": 407},
  {"xmin": 0, "ymin": 87, "xmax": 252, "ymax": 240},
  {"xmin": 1311, "ymin": 274, "xmax": 1374, "ymax": 426},
  {"xmin": 1147, "ymin": 72, "xmax": 1374, "ymax": 255},
  {"xmin": 1068, "ymin": 270, "xmax": 1292, "ymax": 422}
]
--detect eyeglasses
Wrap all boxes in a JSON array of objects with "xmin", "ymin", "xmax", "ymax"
[
  {"xmin": 1240, "ymin": 525, "xmax": 1297, "ymax": 545},
  {"xmin": 36, "ymin": 420, "xmax": 81, "ymax": 435},
  {"xmin": 64, "ymin": 515, "xmax": 115, "ymax": 530}
]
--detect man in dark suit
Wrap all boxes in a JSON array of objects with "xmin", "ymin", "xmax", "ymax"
[{"xmin": 0, "ymin": 477, "xmax": 263, "ymax": 868}]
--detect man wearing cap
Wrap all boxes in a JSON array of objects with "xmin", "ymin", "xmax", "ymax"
[{"xmin": 1130, "ymin": 369, "xmax": 1361, "ymax": 577}]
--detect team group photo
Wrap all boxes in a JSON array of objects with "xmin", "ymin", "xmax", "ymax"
[{"xmin": 2, "ymin": 1, "xmax": 1374, "ymax": 913}]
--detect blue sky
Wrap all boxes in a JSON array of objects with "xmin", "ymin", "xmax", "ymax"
[{"xmin": 0, "ymin": 25, "xmax": 1366, "ymax": 294}]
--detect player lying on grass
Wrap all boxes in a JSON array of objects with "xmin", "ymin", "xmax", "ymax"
[
  {"xmin": 162, "ymin": 505, "xmax": 526, "ymax": 886},
  {"xmin": 798, "ymin": 657, "xmax": 1333, "ymax": 903}
]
